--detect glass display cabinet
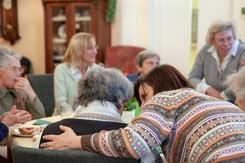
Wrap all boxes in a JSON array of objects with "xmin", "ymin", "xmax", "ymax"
[{"xmin": 42, "ymin": 0, "xmax": 111, "ymax": 73}]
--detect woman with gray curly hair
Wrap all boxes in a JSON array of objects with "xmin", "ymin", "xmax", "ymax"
[
  {"xmin": 40, "ymin": 66, "xmax": 133, "ymax": 145},
  {"xmin": 188, "ymin": 19, "xmax": 245, "ymax": 102},
  {"xmin": 40, "ymin": 66, "xmax": 162, "ymax": 162},
  {"xmin": 74, "ymin": 66, "xmax": 133, "ymax": 118},
  {"xmin": 226, "ymin": 66, "xmax": 245, "ymax": 111}
]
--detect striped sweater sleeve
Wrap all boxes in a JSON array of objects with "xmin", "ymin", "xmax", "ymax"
[{"xmin": 81, "ymin": 101, "xmax": 176, "ymax": 158}]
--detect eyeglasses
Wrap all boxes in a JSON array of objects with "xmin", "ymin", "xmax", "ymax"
[
  {"xmin": 1, "ymin": 66, "xmax": 24, "ymax": 74},
  {"xmin": 214, "ymin": 36, "xmax": 234, "ymax": 45},
  {"xmin": 87, "ymin": 45, "xmax": 99, "ymax": 51}
]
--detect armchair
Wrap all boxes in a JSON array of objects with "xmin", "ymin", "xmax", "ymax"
[
  {"xmin": 105, "ymin": 46, "xmax": 145, "ymax": 75},
  {"xmin": 26, "ymin": 74, "xmax": 55, "ymax": 117}
]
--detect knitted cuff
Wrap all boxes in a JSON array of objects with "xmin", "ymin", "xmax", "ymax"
[{"xmin": 81, "ymin": 134, "xmax": 93, "ymax": 151}]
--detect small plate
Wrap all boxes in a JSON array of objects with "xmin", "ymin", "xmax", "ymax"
[
  {"xmin": 11, "ymin": 129, "xmax": 39, "ymax": 137},
  {"xmin": 58, "ymin": 24, "xmax": 67, "ymax": 38}
]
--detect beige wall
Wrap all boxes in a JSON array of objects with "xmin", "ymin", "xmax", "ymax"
[
  {"xmin": 0, "ymin": 0, "xmax": 45, "ymax": 74},
  {"xmin": 1, "ymin": 0, "xmax": 244, "ymax": 75}
]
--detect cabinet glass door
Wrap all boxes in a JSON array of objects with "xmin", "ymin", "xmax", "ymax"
[
  {"xmin": 51, "ymin": 7, "xmax": 67, "ymax": 66},
  {"xmin": 74, "ymin": 6, "xmax": 91, "ymax": 33}
]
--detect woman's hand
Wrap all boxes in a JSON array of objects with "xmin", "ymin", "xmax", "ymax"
[
  {"xmin": 1, "ymin": 105, "xmax": 32, "ymax": 127},
  {"xmin": 206, "ymin": 87, "xmax": 222, "ymax": 99},
  {"xmin": 40, "ymin": 125, "xmax": 82, "ymax": 150},
  {"xmin": 14, "ymin": 77, "xmax": 36, "ymax": 103}
]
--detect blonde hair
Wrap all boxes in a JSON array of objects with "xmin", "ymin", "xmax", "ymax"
[
  {"xmin": 62, "ymin": 32, "xmax": 95, "ymax": 67},
  {"xmin": 205, "ymin": 19, "xmax": 238, "ymax": 46}
]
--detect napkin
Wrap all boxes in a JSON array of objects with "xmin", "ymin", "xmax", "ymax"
[{"xmin": 33, "ymin": 119, "xmax": 53, "ymax": 125}]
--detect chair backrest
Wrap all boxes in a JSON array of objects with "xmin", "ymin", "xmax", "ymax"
[
  {"xmin": 26, "ymin": 74, "xmax": 54, "ymax": 117},
  {"xmin": 11, "ymin": 146, "xmax": 137, "ymax": 163},
  {"xmin": 105, "ymin": 46, "xmax": 145, "ymax": 75}
]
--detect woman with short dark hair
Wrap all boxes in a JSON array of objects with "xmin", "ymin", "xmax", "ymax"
[
  {"xmin": 41, "ymin": 64, "xmax": 245, "ymax": 162},
  {"xmin": 41, "ymin": 66, "xmax": 161, "ymax": 162},
  {"xmin": 134, "ymin": 64, "xmax": 192, "ymax": 105}
]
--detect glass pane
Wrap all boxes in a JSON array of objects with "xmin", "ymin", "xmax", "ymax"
[
  {"xmin": 75, "ymin": 7, "xmax": 91, "ymax": 33},
  {"xmin": 51, "ymin": 7, "xmax": 67, "ymax": 65}
]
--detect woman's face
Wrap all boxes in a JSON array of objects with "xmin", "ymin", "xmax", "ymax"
[
  {"xmin": 0, "ymin": 58, "xmax": 22, "ymax": 89},
  {"xmin": 139, "ymin": 83, "xmax": 154, "ymax": 108},
  {"xmin": 137, "ymin": 56, "xmax": 160, "ymax": 76},
  {"xmin": 212, "ymin": 30, "xmax": 234, "ymax": 56},
  {"xmin": 235, "ymin": 96, "xmax": 245, "ymax": 112},
  {"xmin": 83, "ymin": 38, "xmax": 97, "ymax": 64}
]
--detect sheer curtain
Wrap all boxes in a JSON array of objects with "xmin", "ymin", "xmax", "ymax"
[{"xmin": 113, "ymin": 0, "xmax": 192, "ymax": 77}]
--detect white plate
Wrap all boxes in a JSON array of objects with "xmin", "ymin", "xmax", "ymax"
[
  {"xmin": 58, "ymin": 24, "xmax": 67, "ymax": 38},
  {"xmin": 11, "ymin": 129, "xmax": 39, "ymax": 137}
]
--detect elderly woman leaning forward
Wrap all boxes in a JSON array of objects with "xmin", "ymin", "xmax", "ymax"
[
  {"xmin": 40, "ymin": 66, "xmax": 162, "ymax": 162},
  {"xmin": 41, "ymin": 64, "xmax": 245, "ymax": 163}
]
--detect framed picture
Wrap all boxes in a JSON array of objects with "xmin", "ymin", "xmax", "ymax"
[
  {"xmin": 191, "ymin": 9, "xmax": 198, "ymax": 43},
  {"xmin": 241, "ymin": 7, "xmax": 245, "ymax": 19}
]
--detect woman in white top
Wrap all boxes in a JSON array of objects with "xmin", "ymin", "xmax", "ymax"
[{"xmin": 53, "ymin": 32, "xmax": 99, "ymax": 115}]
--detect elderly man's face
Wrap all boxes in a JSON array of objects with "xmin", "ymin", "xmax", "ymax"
[
  {"xmin": 235, "ymin": 96, "xmax": 245, "ymax": 112},
  {"xmin": 0, "ymin": 58, "xmax": 22, "ymax": 89},
  {"xmin": 137, "ymin": 56, "xmax": 160, "ymax": 76}
]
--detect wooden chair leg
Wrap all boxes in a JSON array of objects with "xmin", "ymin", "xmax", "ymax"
[
  {"xmin": 0, "ymin": 155, "xmax": 7, "ymax": 163},
  {"xmin": 7, "ymin": 144, "xmax": 13, "ymax": 163}
]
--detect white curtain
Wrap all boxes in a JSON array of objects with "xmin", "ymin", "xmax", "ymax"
[{"xmin": 113, "ymin": 0, "xmax": 243, "ymax": 76}]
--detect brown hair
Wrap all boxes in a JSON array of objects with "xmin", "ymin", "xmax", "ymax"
[
  {"xmin": 134, "ymin": 64, "xmax": 193, "ymax": 105},
  {"xmin": 62, "ymin": 32, "xmax": 95, "ymax": 67}
]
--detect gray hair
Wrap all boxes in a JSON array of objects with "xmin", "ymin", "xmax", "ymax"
[
  {"xmin": 77, "ymin": 66, "xmax": 133, "ymax": 109},
  {"xmin": 136, "ymin": 50, "xmax": 160, "ymax": 67},
  {"xmin": 226, "ymin": 67, "xmax": 245, "ymax": 98},
  {"xmin": 0, "ymin": 47, "xmax": 21, "ymax": 68},
  {"xmin": 205, "ymin": 19, "xmax": 238, "ymax": 46}
]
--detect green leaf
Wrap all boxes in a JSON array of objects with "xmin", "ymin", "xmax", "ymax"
[
  {"xmin": 106, "ymin": 0, "xmax": 117, "ymax": 22},
  {"xmin": 124, "ymin": 97, "xmax": 138, "ymax": 111}
]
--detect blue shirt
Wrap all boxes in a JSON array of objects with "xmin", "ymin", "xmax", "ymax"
[
  {"xmin": 126, "ymin": 73, "xmax": 140, "ymax": 83},
  {"xmin": 0, "ymin": 122, "xmax": 8, "ymax": 141}
]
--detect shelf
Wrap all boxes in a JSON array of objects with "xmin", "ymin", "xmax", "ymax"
[
  {"xmin": 75, "ymin": 16, "xmax": 91, "ymax": 22},
  {"xmin": 52, "ymin": 38, "xmax": 66, "ymax": 43},
  {"xmin": 52, "ymin": 16, "xmax": 66, "ymax": 22},
  {"xmin": 53, "ymin": 55, "xmax": 64, "ymax": 61},
  {"xmin": 52, "ymin": 16, "xmax": 91, "ymax": 22}
]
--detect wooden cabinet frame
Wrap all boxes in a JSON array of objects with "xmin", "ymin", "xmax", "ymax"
[{"xmin": 42, "ymin": 0, "xmax": 111, "ymax": 73}]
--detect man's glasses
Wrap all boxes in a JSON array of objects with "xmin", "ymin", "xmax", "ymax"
[
  {"xmin": 0, "ymin": 66, "xmax": 24, "ymax": 73},
  {"xmin": 214, "ymin": 37, "xmax": 234, "ymax": 45},
  {"xmin": 87, "ymin": 45, "xmax": 99, "ymax": 51}
]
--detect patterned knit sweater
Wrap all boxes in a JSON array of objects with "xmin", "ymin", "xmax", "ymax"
[{"xmin": 81, "ymin": 88, "xmax": 245, "ymax": 163}]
